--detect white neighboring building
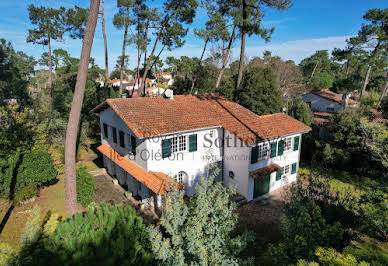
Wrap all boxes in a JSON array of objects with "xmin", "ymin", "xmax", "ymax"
[
  {"xmin": 302, "ymin": 89, "xmax": 358, "ymax": 113},
  {"xmin": 91, "ymin": 94, "xmax": 311, "ymax": 207}
]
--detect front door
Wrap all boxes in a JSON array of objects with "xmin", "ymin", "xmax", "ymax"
[{"xmin": 253, "ymin": 175, "xmax": 270, "ymax": 198}]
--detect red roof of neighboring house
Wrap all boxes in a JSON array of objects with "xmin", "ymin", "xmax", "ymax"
[
  {"xmin": 312, "ymin": 89, "xmax": 358, "ymax": 105},
  {"xmin": 92, "ymin": 94, "xmax": 311, "ymax": 144},
  {"xmin": 108, "ymin": 79, "xmax": 120, "ymax": 84},
  {"xmin": 312, "ymin": 111, "xmax": 330, "ymax": 126},
  {"xmin": 97, "ymin": 144, "xmax": 182, "ymax": 194}
]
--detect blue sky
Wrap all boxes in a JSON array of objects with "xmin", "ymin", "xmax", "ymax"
[{"xmin": 0, "ymin": 0, "xmax": 386, "ymax": 70}]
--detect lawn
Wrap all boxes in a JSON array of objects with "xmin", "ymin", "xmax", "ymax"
[{"xmin": 0, "ymin": 145, "xmax": 100, "ymax": 249}]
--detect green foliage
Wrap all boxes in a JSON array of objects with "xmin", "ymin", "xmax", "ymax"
[
  {"xmin": 40, "ymin": 204, "xmax": 154, "ymax": 265},
  {"xmin": 298, "ymin": 247, "xmax": 370, "ymax": 266},
  {"xmin": 147, "ymin": 167, "xmax": 254, "ymax": 265},
  {"xmin": 21, "ymin": 206, "xmax": 42, "ymax": 246},
  {"xmin": 267, "ymin": 180, "xmax": 344, "ymax": 265},
  {"xmin": 16, "ymin": 149, "xmax": 57, "ymax": 193},
  {"xmin": 236, "ymin": 66, "xmax": 283, "ymax": 115},
  {"xmin": 76, "ymin": 165, "xmax": 95, "ymax": 207},
  {"xmin": 344, "ymin": 238, "xmax": 388, "ymax": 266},
  {"xmin": 13, "ymin": 185, "xmax": 38, "ymax": 205},
  {"xmin": 381, "ymin": 96, "xmax": 388, "ymax": 119},
  {"xmin": 310, "ymin": 71, "xmax": 335, "ymax": 91},
  {"xmin": 0, "ymin": 149, "xmax": 21, "ymax": 198},
  {"xmin": 361, "ymin": 91, "xmax": 380, "ymax": 108},
  {"xmin": 289, "ymin": 97, "xmax": 313, "ymax": 126},
  {"xmin": 0, "ymin": 242, "xmax": 16, "ymax": 266}
]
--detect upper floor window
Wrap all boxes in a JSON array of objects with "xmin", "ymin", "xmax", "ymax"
[
  {"xmin": 327, "ymin": 107, "xmax": 335, "ymax": 112},
  {"xmin": 103, "ymin": 123, "xmax": 108, "ymax": 139},
  {"xmin": 119, "ymin": 130, "xmax": 125, "ymax": 148},
  {"xmin": 172, "ymin": 135, "xmax": 187, "ymax": 152},
  {"xmin": 112, "ymin": 127, "xmax": 117, "ymax": 143},
  {"xmin": 284, "ymin": 137, "xmax": 292, "ymax": 152},
  {"xmin": 251, "ymin": 143, "xmax": 269, "ymax": 164}
]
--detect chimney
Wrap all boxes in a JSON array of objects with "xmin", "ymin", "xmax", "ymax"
[{"xmin": 342, "ymin": 92, "xmax": 350, "ymax": 109}]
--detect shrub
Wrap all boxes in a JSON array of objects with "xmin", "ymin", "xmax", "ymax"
[
  {"xmin": 13, "ymin": 185, "xmax": 38, "ymax": 205},
  {"xmin": 16, "ymin": 149, "xmax": 57, "ymax": 192},
  {"xmin": 297, "ymin": 247, "xmax": 369, "ymax": 266},
  {"xmin": 76, "ymin": 165, "xmax": 95, "ymax": 207},
  {"xmin": 41, "ymin": 204, "xmax": 154, "ymax": 265},
  {"xmin": 0, "ymin": 150, "xmax": 21, "ymax": 198},
  {"xmin": 0, "ymin": 243, "xmax": 16, "ymax": 265},
  {"xmin": 361, "ymin": 91, "xmax": 380, "ymax": 108}
]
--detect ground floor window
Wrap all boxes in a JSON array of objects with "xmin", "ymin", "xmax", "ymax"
[{"xmin": 174, "ymin": 171, "xmax": 187, "ymax": 185}]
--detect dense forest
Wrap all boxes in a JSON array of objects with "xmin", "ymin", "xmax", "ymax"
[{"xmin": 0, "ymin": 0, "xmax": 387, "ymax": 265}]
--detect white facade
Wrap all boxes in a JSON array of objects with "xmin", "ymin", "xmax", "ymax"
[
  {"xmin": 99, "ymin": 107, "xmax": 307, "ymax": 203},
  {"xmin": 302, "ymin": 93, "xmax": 341, "ymax": 113}
]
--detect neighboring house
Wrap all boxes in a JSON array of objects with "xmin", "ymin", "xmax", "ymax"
[
  {"xmin": 91, "ymin": 94, "xmax": 310, "ymax": 208},
  {"xmin": 124, "ymin": 78, "xmax": 153, "ymax": 90},
  {"xmin": 154, "ymin": 72, "xmax": 172, "ymax": 80},
  {"xmin": 107, "ymin": 79, "xmax": 121, "ymax": 87},
  {"xmin": 302, "ymin": 89, "xmax": 358, "ymax": 114}
]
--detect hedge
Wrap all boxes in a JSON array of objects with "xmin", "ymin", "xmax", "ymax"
[{"xmin": 76, "ymin": 165, "xmax": 95, "ymax": 207}]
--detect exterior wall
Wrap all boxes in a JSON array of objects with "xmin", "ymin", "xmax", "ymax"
[
  {"xmin": 247, "ymin": 132, "xmax": 302, "ymax": 201},
  {"xmin": 100, "ymin": 107, "xmax": 147, "ymax": 169},
  {"xmin": 302, "ymin": 93, "xmax": 341, "ymax": 113},
  {"xmin": 223, "ymin": 130, "xmax": 250, "ymax": 199},
  {"xmin": 146, "ymin": 127, "xmax": 223, "ymax": 196}
]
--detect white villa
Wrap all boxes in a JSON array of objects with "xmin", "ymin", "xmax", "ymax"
[
  {"xmin": 302, "ymin": 89, "xmax": 358, "ymax": 113},
  {"xmin": 91, "ymin": 94, "xmax": 311, "ymax": 208}
]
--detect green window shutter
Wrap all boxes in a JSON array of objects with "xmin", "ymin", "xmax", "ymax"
[
  {"xmin": 112, "ymin": 127, "xmax": 117, "ymax": 143},
  {"xmin": 276, "ymin": 170, "xmax": 282, "ymax": 180},
  {"xmin": 270, "ymin": 142, "xmax": 277, "ymax": 158},
  {"xmin": 291, "ymin": 163, "xmax": 297, "ymax": 174},
  {"xmin": 189, "ymin": 134, "xmax": 197, "ymax": 152},
  {"xmin": 103, "ymin": 123, "xmax": 108, "ymax": 138},
  {"xmin": 119, "ymin": 131, "xmax": 125, "ymax": 148},
  {"xmin": 278, "ymin": 140, "xmax": 284, "ymax": 156},
  {"xmin": 251, "ymin": 146, "xmax": 259, "ymax": 164},
  {"xmin": 162, "ymin": 139, "xmax": 171, "ymax": 158},
  {"xmin": 131, "ymin": 135, "xmax": 136, "ymax": 155},
  {"xmin": 294, "ymin": 136, "xmax": 300, "ymax": 151}
]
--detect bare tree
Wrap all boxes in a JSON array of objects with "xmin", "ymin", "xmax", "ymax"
[
  {"xmin": 65, "ymin": 0, "xmax": 100, "ymax": 215},
  {"xmin": 100, "ymin": 0, "xmax": 109, "ymax": 97}
]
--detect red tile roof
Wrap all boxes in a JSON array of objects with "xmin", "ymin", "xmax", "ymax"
[
  {"xmin": 312, "ymin": 89, "xmax": 358, "ymax": 105},
  {"xmin": 97, "ymin": 144, "xmax": 182, "ymax": 194},
  {"xmin": 108, "ymin": 79, "xmax": 120, "ymax": 83},
  {"xmin": 92, "ymin": 94, "xmax": 311, "ymax": 144},
  {"xmin": 250, "ymin": 164, "xmax": 281, "ymax": 178},
  {"xmin": 313, "ymin": 111, "xmax": 330, "ymax": 126}
]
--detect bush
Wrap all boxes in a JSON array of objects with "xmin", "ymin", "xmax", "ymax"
[
  {"xmin": 361, "ymin": 91, "xmax": 380, "ymax": 108},
  {"xmin": 13, "ymin": 185, "xmax": 38, "ymax": 205},
  {"xmin": 16, "ymin": 149, "xmax": 57, "ymax": 192},
  {"xmin": 41, "ymin": 204, "xmax": 154, "ymax": 265},
  {"xmin": 76, "ymin": 165, "xmax": 95, "ymax": 207},
  {"xmin": 298, "ymin": 247, "xmax": 369, "ymax": 266},
  {"xmin": 0, "ymin": 150, "xmax": 21, "ymax": 198}
]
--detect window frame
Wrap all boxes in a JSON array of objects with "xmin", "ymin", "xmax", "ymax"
[
  {"xmin": 284, "ymin": 137, "xmax": 292, "ymax": 152},
  {"xmin": 103, "ymin": 123, "xmax": 108, "ymax": 139},
  {"xmin": 112, "ymin": 127, "xmax": 117, "ymax": 143},
  {"xmin": 171, "ymin": 135, "xmax": 187, "ymax": 153},
  {"xmin": 119, "ymin": 130, "xmax": 125, "ymax": 148},
  {"xmin": 257, "ymin": 143, "xmax": 269, "ymax": 160}
]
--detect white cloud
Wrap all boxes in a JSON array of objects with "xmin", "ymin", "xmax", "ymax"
[{"xmin": 239, "ymin": 35, "xmax": 352, "ymax": 63}]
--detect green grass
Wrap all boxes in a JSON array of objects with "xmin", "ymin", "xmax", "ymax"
[{"xmin": 344, "ymin": 236, "xmax": 388, "ymax": 266}]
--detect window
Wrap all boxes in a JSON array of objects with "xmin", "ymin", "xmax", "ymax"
[
  {"xmin": 119, "ymin": 131, "xmax": 125, "ymax": 148},
  {"xmin": 112, "ymin": 127, "xmax": 117, "ymax": 143},
  {"xmin": 103, "ymin": 123, "xmax": 108, "ymax": 139},
  {"xmin": 258, "ymin": 144, "xmax": 268, "ymax": 160},
  {"xmin": 174, "ymin": 171, "xmax": 187, "ymax": 184},
  {"xmin": 284, "ymin": 138, "xmax": 292, "ymax": 152},
  {"xmin": 229, "ymin": 171, "xmax": 234, "ymax": 179},
  {"xmin": 327, "ymin": 107, "xmax": 335, "ymax": 112},
  {"xmin": 283, "ymin": 165, "xmax": 290, "ymax": 176},
  {"xmin": 172, "ymin": 135, "xmax": 187, "ymax": 152}
]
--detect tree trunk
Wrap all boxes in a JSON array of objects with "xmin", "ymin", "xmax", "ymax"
[
  {"xmin": 140, "ymin": 17, "xmax": 169, "ymax": 96},
  {"xmin": 150, "ymin": 45, "xmax": 166, "ymax": 73},
  {"xmin": 236, "ymin": 0, "xmax": 247, "ymax": 91},
  {"xmin": 48, "ymin": 36, "xmax": 53, "ymax": 90},
  {"xmin": 345, "ymin": 59, "xmax": 349, "ymax": 78},
  {"xmin": 310, "ymin": 61, "xmax": 319, "ymax": 80},
  {"xmin": 101, "ymin": 0, "xmax": 109, "ymax": 98},
  {"xmin": 119, "ymin": 7, "xmax": 130, "ymax": 96},
  {"xmin": 360, "ymin": 65, "xmax": 372, "ymax": 101},
  {"xmin": 65, "ymin": 0, "xmax": 100, "ymax": 215},
  {"xmin": 377, "ymin": 74, "xmax": 388, "ymax": 108},
  {"xmin": 216, "ymin": 24, "xmax": 236, "ymax": 90},
  {"xmin": 190, "ymin": 39, "xmax": 208, "ymax": 94}
]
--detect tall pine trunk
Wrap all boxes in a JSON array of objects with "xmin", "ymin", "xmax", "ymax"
[
  {"xmin": 377, "ymin": 73, "xmax": 388, "ymax": 108},
  {"xmin": 48, "ymin": 36, "xmax": 53, "ymax": 90},
  {"xmin": 101, "ymin": 0, "xmax": 109, "ymax": 98},
  {"xmin": 190, "ymin": 39, "xmax": 208, "ymax": 94},
  {"xmin": 65, "ymin": 0, "xmax": 100, "ymax": 215},
  {"xmin": 119, "ymin": 7, "xmax": 129, "ymax": 96},
  {"xmin": 360, "ymin": 65, "xmax": 372, "ymax": 100},
  {"xmin": 236, "ymin": 0, "xmax": 247, "ymax": 92},
  {"xmin": 216, "ymin": 24, "xmax": 236, "ymax": 90},
  {"xmin": 140, "ymin": 18, "xmax": 169, "ymax": 96}
]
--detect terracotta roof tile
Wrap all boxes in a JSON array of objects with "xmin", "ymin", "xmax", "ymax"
[
  {"xmin": 97, "ymin": 144, "xmax": 182, "ymax": 194},
  {"xmin": 92, "ymin": 94, "xmax": 311, "ymax": 144},
  {"xmin": 250, "ymin": 164, "xmax": 282, "ymax": 178},
  {"xmin": 312, "ymin": 89, "xmax": 358, "ymax": 105}
]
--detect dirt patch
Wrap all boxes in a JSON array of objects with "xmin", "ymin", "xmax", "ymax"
[
  {"xmin": 237, "ymin": 188, "xmax": 288, "ymax": 265},
  {"xmin": 93, "ymin": 174, "xmax": 158, "ymax": 224}
]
